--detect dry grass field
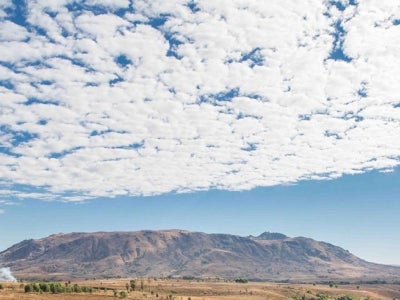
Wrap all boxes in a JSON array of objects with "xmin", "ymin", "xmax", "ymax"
[{"xmin": 0, "ymin": 278, "xmax": 399, "ymax": 300}]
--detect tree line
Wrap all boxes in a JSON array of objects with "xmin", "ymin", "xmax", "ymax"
[{"xmin": 24, "ymin": 282, "xmax": 93, "ymax": 294}]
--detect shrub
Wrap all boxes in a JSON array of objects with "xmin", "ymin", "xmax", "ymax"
[
  {"xmin": 32, "ymin": 283, "xmax": 40, "ymax": 292},
  {"xmin": 72, "ymin": 284, "xmax": 81, "ymax": 293},
  {"xmin": 119, "ymin": 290, "xmax": 128, "ymax": 298},
  {"xmin": 337, "ymin": 296, "xmax": 354, "ymax": 300},
  {"xmin": 39, "ymin": 283, "xmax": 49, "ymax": 292},
  {"xmin": 24, "ymin": 284, "xmax": 32, "ymax": 293}
]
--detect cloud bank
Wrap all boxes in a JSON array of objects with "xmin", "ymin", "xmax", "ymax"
[{"xmin": 1, "ymin": 0, "xmax": 400, "ymax": 201}]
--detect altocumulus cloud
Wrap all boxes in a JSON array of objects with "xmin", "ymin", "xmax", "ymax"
[{"xmin": 1, "ymin": 0, "xmax": 400, "ymax": 201}]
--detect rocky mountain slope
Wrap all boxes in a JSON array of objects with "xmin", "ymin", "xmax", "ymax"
[{"xmin": 1, "ymin": 230, "xmax": 399, "ymax": 281}]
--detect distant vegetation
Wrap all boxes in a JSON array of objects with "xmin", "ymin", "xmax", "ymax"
[
  {"xmin": 24, "ymin": 282, "xmax": 93, "ymax": 294},
  {"xmin": 294, "ymin": 295, "xmax": 356, "ymax": 300}
]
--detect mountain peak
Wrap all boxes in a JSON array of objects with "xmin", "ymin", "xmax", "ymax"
[{"xmin": 254, "ymin": 232, "xmax": 288, "ymax": 240}]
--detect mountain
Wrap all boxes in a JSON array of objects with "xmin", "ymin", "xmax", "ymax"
[
  {"xmin": 1, "ymin": 230, "xmax": 399, "ymax": 281},
  {"xmin": 250, "ymin": 232, "xmax": 288, "ymax": 240}
]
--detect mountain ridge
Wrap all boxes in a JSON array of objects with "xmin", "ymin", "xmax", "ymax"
[{"xmin": 1, "ymin": 230, "xmax": 399, "ymax": 282}]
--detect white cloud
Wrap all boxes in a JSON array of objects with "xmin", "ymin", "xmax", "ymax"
[
  {"xmin": 0, "ymin": 0, "xmax": 13, "ymax": 16},
  {"xmin": 0, "ymin": 0, "xmax": 400, "ymax": 201},
  {"xmin": 0, "ymin": 20, "xmax": 29, "ymax": 41},
  {"xmin": 0, "ymin": 209, "xmax": 4, "ymax": 214},
  {"xmin": 85, "ymin": 0, "xmax": 130, "ymax": 10}
]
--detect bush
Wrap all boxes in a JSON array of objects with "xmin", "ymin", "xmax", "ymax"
[
  {"xmin": 24, "ymin": 284, "xmax": 32, "ymax": 293},
  {"xmin": 119, "ymin": 290, "xmax": 128, "ymax": 298},
  {"xmin": 39, "ymin": 283, "xmax": 50, "ymax": 292},
  {"xmin": 72, "ymin": 284, "xmax": 81, "ymax": 293},
  {"xmin": 81, "ymin": 286, "xmax": 93, "ymax": 293}
]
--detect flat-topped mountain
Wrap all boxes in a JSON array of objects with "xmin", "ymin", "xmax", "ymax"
[{"xmin": 1, "ymin": 230, "xmax": 399, "ymax": 281}]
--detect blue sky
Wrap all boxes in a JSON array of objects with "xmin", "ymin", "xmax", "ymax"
[{"xmin": 1, "ymin": 0, "xmax": 400, "ymax": 267}]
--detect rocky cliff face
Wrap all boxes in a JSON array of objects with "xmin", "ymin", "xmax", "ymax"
[{"xmin": 1, "ymin": 230, "xmax": 399, "ymax": 281}]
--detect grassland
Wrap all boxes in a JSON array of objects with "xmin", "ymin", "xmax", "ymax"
[{"xmin": 0, "ymin": 278, "xmax": 399, "ymax": 300}]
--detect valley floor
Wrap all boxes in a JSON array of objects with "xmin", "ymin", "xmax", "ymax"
[{"xmin": 0, "ymin": 278, "xmax": 399, "ymax": 300}]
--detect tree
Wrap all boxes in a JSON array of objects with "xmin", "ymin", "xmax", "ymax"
[
  {"xmin": 140, "ymin": 278, "xmax": 144, "ymax": 291},
  {"xmin": 130, "ymin": 279, "xmax": 136, "ymax": 291}
]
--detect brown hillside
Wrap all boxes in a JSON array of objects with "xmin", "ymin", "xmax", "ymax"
[{"xmin": 1, "ymin": 230, "xmax": 399, "ymax": 281}]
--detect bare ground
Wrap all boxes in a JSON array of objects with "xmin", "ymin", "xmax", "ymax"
[{"xmin": 1, "ymin": 278, "xmax": 400, "ymax": 299}]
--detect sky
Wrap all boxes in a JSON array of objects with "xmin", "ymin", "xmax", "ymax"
[{"xmin": 0, "ymin": 0, "xmax": 400, "ymax": 266}]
